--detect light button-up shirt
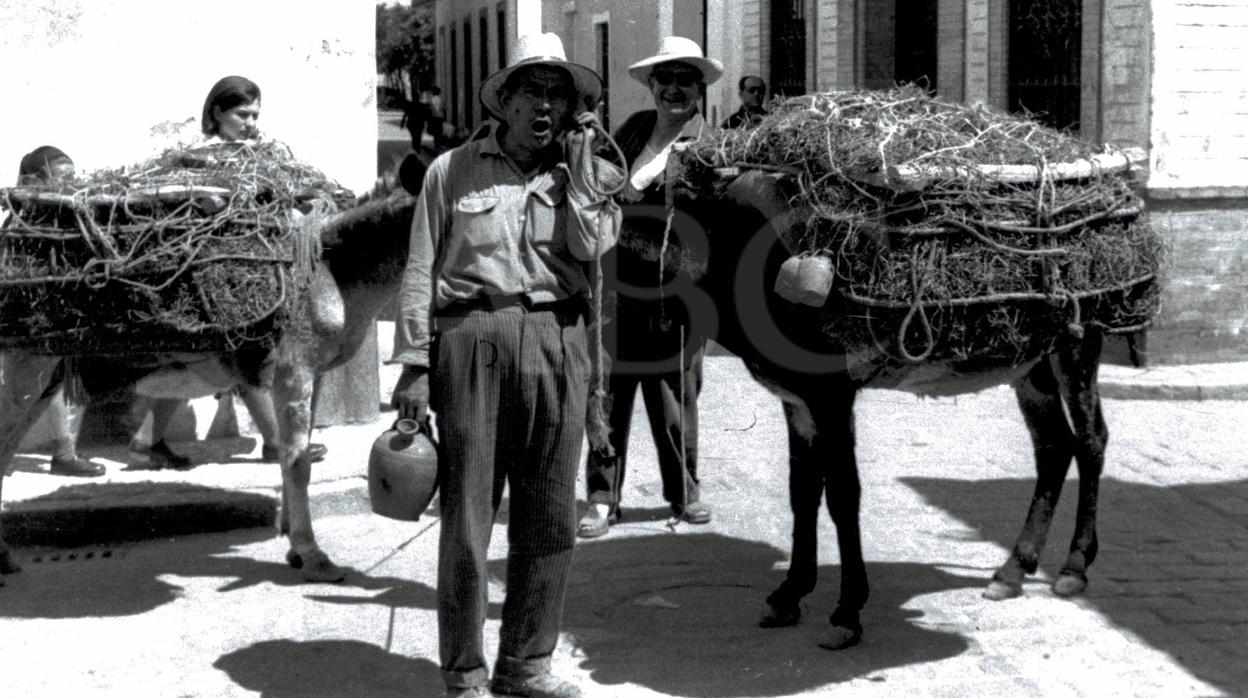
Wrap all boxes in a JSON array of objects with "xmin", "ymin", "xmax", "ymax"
[{"xmin": 392, "ymin": 128, "xmax": 622, "ymax": 367}]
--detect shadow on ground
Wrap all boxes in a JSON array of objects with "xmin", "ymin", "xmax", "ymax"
[
  {"xmin": 214, "ymin": 639, "xmax": 439, "ymax": 698},
  {"xmin": 2, "ymin": 481, "xmax": 276, "ymax": 547},
  {"xmin": 0, "ymin": 522, "xmax": 446, "ymax": 619},
  {"xmin": 905, "ymin": 475, "xmax": 1248, "ymax": 695},
  {"xmin": 561, "ymin": 532, "xmax": 980, "ymax": 697}
]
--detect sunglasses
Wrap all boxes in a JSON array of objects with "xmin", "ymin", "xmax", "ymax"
[{"xmin": 652, "ymin": 72, "xmax": 699, "ymax": 88}]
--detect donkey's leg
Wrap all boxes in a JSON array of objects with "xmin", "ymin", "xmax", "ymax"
[
  {"xmin": 816, "ymin": 389, "xmax": 865, "ymax": 650},
  {"xmin": 986, "ymin": 358, "xmax": 1075, "ymax": 601},
  {"xmin": 1050, "ymin": 333, "xmax": 1107, "ymax": 597},
  {"xmin": 759, "ymin": 400, "xmax": 823, "ymax": 628},
  {"xmin": 272, "ymin": 357, "xmax": 344, "ymax": 583},
  {"xmin": 0, "ymin": 354, "xmax": 64, "ymax": 574}
]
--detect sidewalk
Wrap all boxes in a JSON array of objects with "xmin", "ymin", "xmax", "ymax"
[
  {"xmin": 3, "ymin": 358, "xmax": 1244, "ymax": 548},
  {"xmin": 3, "ymin": 356, "xmax": 1245, "ymax": 696}
]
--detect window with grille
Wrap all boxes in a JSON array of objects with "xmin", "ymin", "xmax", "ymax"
[
  {"xmin": 1008, "ymin": 0, "xmax": 1081, "ymax": 132},
  {"xmin": 596, "ymin": 20, "xmax": 610, "ymax": 131},
  {"xmin": 770, "ymin": 0, "xmax": 806, "ymax": 97},
  {"xmin": 450, "ymin": 27, "xmax": 459, "ymax": 126},
  {"xmin": 463, "ymin": 19, "xmax": 473, "ymax": 126}
]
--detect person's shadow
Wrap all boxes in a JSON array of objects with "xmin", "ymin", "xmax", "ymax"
[{"xmin": 214, "ymin": 639, "xmax": 440, "ymax": 698}]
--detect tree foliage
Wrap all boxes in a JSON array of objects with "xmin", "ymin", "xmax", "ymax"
[{"xmin": 376, "ymin": 1, "xmax": 434, "ymax": 94}]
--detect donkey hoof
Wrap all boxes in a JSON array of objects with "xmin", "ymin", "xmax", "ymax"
[
  {"xmin": 982, "ymin": 579, "xmax": 1022, "ymax": 601},
  {"xmin": 285, "ymin": 549, "xmax": 304, "ymax": 570},
  {"xmin": 817, "ymin": 625, "xmax": 861, "ymax": 651},
  {"xmin": 1052, "ymin": 574, "xmax": 1087, "ymax": 597},
  {"xmin": 759, "ymin": 602, "xmax": 801, "ymax": 628},
  {"xmin": 0, "ymin": 550, "xmax": 21, "ymax": 575},
  {"xmin": 297, "ymin": 550, "xmax": 346, "ymax": 584}
]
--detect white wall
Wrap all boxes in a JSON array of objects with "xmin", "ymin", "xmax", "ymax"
[
  {"xmin": 1150, "ymin": 0, "xmax": 1248, "ymax": 192},
  {"xmin": 0, "ymin": 0, "xmax": 377, "ymax": 193}
]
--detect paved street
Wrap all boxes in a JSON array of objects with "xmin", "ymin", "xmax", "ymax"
[{"xmin": 2, "ymin": 339, "xmax": 1245, "ymax": 697}]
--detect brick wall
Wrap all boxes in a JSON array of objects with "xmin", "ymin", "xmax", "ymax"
[
  {"xmin": 743, "ymin": 0, "xmax": 763, "ymax": 80},
  {"xmin": 1149, "ymin": 0, "xmax": 1248, "ymax": 194},
  {"xmin": 1099, "ymin": 0, "xmax": 1152, "ymax": 148},
  {"xmin": 936, "ymin": 0, "xmax": 965, "ymax": 101},
  {"xmin": 812, "ymin": 0, "xmax": 840, "ymax": 90},
  {"xmin": 1146, "ymin": 201, "xmax": 1248, "ymax": 364},
  {"xmin": 963, "ymin": 0, "xmax": 990, "ymax": 103}
]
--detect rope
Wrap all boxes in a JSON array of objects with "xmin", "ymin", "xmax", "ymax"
[{"xmin": 581, "ymin": 123, "xmax": 628, "ymax": 457}]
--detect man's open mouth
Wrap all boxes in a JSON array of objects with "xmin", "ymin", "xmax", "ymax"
[{"xmin": 531, "ymin": 117, "xmax": 552, "ymax": 136}]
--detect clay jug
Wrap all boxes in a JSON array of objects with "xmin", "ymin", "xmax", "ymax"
[
  {"xmin": 795, "ymin": 254, "xmax": 834, "ymax": 306},
  {"xmin": 368, "ymin": 418, "xmax": 439, "ymax": 521},
  {"xmin": 774, "ymin": 255, "xmax": 805, "ymax": 304}
]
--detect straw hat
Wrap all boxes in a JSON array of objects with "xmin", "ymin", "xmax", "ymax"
[
  {"xmin": 480, "ymin": 32, "xmax": 603, "ymax": 121},
  {"xmin": 627, "ymin": 36, "xmax": 723, "ymax": 87}
]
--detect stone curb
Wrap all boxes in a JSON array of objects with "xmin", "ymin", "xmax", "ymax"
[{"xmin": 1099, "ymin": 363, "xmax": 1248, "ymax": 401}]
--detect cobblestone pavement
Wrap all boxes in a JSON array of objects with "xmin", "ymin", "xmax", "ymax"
[{"xmin": 1, "ymin": 356, "xmax": 1245, "ymax": 696}]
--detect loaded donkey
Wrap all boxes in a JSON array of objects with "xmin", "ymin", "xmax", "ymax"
[
  {"xmin": 674, "ymin": 162, "xmax": 1152, "ymax": 650},
  {"xmin": 0, "ymin": 154, "xmax": 427, "ymax": 583}
]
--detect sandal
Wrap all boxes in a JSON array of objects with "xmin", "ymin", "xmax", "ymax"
[{"xmin": 576, "ymin": 505, "xmax": 620, "ymax": 539}]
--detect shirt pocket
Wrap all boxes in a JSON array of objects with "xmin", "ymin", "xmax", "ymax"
[
  {"xmin": 454, "ymin": 195, "xmax": 500, "ymax": 251},
  {"xmin": 527, "ymin": 184, "xmax": 566, "ymax": 249}
]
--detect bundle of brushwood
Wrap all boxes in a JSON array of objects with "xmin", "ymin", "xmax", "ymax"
[
  {"xmin": 680, "ymin": 85, "xmax": 1163, "ymax": 369},
  {"xmin": 0, "ymin": 141, "xmax": 355, "ymax": 355}
]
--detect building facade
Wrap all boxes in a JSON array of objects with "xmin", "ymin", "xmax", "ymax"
[{"xmin": 433, "ymin": 0, "xmax": 1248, "ymax": 361}]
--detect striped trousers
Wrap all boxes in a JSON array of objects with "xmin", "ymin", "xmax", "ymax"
[{"xmin": 430, "ymin": 304, "xmax": 589, "ymax": 690}]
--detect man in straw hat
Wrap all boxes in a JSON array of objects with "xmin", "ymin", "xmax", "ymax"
[
  {"xmin": 579, "ymin": 35, "xmax": 722, "ymax": 540},
  {"xmin": 391, "ymin": 32, "xmax": 623, "ymax": 698}
]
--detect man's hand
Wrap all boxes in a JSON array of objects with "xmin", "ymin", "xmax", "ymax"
[
  {"xmin": 565, "ymin": 110, "xmax": 600, "ymax": 148},
  {"xmin": 391, "ymin": 365, "xmax": 430, "ymax": 424}
]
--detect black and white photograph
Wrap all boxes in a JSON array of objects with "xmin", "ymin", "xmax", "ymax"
[{"xmin": 1, "ymin": 1, "xmax": 1245, "ymax": 696}]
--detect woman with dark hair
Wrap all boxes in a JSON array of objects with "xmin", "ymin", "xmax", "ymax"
[
  {"xmin": 201, "ymin": 75, "xmax": 263, "ymax": 141},
  {"xmin": 193, "ymin": 75, "xmax": 328, "ymax": 463}
]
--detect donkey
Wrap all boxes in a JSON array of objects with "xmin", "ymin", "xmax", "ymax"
[
  {"xmin": 691, "ymin": 170, "xmax": 1115, "ymax": 650},
  {"xmin": 0, "ymin": 155, "xmax": 425, "ymax": 583}
]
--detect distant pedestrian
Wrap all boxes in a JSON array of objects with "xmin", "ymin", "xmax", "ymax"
[
  {"xmin": 422, "ymin": 86, "xmax": 446, "ymax": 147},
  {"xmin": 399, "ymin": 94, "xmax": 429, "ymax": 149},
  {"xmin": 721, "ymin": 75, "xmax": 767, "ymax": 129}
]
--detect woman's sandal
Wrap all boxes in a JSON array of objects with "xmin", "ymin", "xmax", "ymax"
[{"xmin": 576, "ymin": 505, "xmax": 621, "ymax": 539}]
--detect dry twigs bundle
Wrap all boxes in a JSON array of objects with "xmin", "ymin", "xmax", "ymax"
[
  {"xmin": 0, "ymin": 141, "xmax": 354, "ymax": 355},
  {"xmin": 680, "ymin": 85, "xmax": 1163, "ymax": 368}
]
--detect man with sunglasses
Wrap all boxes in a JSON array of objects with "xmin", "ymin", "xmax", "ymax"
[
  {"xmin": 722, "ymin": 75, "xmax": 768, "ymax": 129},
  {"xmin": 578, "ymin": 36, "xmax": 723, "ymax": 539}
]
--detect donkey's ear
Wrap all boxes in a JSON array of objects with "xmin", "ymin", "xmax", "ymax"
[{"xmin": 399, "ymin": 153, "xmax": 428, "ymax": 196}]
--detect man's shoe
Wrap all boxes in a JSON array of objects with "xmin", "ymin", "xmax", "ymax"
[
  {"xmin": 49, "ymin": 456, "xmax": 106, "ymax": 477},
  {"xmin": 673, "ymin": 501, "xmax": 712, "ymax": 524},
  {"xmin": 576, "ymin": 505, "xmax": 620, "ymax": 539},
  {"xmin": 490, "ymin": 672, "xmax": 581, "ymax": 698},
  {"xmin": 445, "ymin": 687, "xmax": 493, "ymax": 697},
  {"xmin": 261, "ymin": 443, "xmax": 327, "ymax": 462},
  {"xmin": 147, "ymin": 440, "xmax": 192, "ymax": 470}
]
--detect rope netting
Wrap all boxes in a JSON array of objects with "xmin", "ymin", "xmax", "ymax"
[
  {"xmin": 0, "ymin": 141, "xmax": 355, "ymax": 355},
  {"xmin": 678, "ymin": 86, "xmax": 1164, "ymax": 368}
]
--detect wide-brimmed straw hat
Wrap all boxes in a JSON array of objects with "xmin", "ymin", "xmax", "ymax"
[
  {"xmin": 480, "ymin": 32, "xmax": 603, "ymax": 121},
  {"xmin": 627, "ymin": 36, "xmax": 723, "ymax": 87}
]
